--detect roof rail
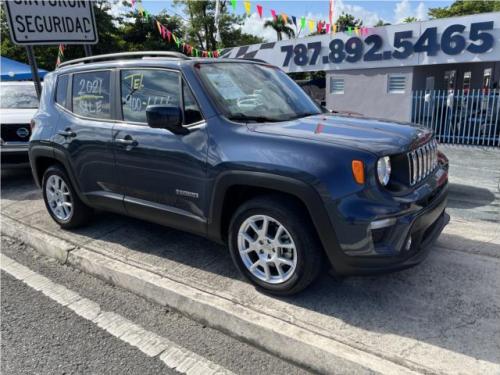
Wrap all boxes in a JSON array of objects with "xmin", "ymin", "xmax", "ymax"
[{"xmin": 57, "ymin": 51, "xmax": 190, "ymax": 69}]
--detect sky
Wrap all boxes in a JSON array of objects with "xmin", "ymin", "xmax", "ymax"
[{"xmin": 128, "ymin": 0, "xmax": 455, "ymax": 42}]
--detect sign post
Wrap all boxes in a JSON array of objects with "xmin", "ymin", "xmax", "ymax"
[
  {"xmin": 4, "ymin": 1, "xmax": 98, "ymax": 98},
  {"xmin": 25, "ymin": 46, "xmax": 42, "ymax": 99}
]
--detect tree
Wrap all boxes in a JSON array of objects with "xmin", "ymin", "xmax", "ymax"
[
  {"xmin": 403, "ymin": 16, "xmax": 418, "ymax": 23},
  {"xmin": 263, "ymin": 17, "xmax": 295, "ymax": 41},
  {"xmin": 428, "ymin": 0, "xmax": 500, "ymax": 19},
  {"xmin": 374, "ymin": 20, "xmax": 391, "ymax": 27},
  {"xmin": 173, "ymin": 0, "xmax": 261, "ymax": 49},
  {"xmin": 120, "ymin": 9, "xmax": 184, "ymax": 52},
  {"xmin": 335, "ymin": 13, "xmax": 362, "ymax": 31}
]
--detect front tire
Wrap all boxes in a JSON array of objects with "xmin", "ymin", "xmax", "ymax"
[
  {"xmin": 228, "ymin": 196, "xmax": 324, "ymax": 296},
  {"xmin": 42, "ymin": 165, "xmax": 92, "ymax": 229}
]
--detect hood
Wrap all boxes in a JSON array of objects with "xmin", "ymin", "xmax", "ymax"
[
  {"xmin": 0, "ymin": 108, "xmax": 37, "ymax": 124},
  {"xmin": 248, "ymin": 114, "xmax": 432, "ymax": 155}
]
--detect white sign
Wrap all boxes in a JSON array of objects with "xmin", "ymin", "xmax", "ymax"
[
  {"xmin": 4, "ymin": 0, "xmax": 98, "ymax": 45},
  {"xmin": 220, "ymin": 12, "xmax": 500, "ymax": 73}
]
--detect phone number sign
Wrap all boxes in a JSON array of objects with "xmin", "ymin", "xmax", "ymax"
[{"xmin": 220, "ymin": 13, "xmax": 500, "ymax": 72}]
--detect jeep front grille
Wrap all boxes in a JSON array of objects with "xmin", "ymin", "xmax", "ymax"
[{"xmin": 407, "ymin": 139, "xmax": 438, "ymax": 186}]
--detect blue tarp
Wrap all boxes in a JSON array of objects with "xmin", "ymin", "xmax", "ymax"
[{"xmin": 1, "ymin": 56, "xmax": 48, "ymax": 81}]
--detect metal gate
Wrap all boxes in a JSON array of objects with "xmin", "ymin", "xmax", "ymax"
[{"xmin": 412, "ymin": 89, "xmax": 500, "ymax": 147}]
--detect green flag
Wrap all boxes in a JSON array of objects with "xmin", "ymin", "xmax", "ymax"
[
  {"xmin": 231, "ymin": 0, "xmax": 237, "ymax": 11},
  {"xmin": 300, "ymin": 16, "xmax": 306, "ymax": 29}
]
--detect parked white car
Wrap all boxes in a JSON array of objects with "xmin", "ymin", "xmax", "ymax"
[{"xmin": 0, "ymin": 81, "xmax": 39, "ymax": 168}]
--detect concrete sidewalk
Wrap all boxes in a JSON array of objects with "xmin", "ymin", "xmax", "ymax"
[{"xmin": 2, "ymin": 145, "xmax": 500, "ymax": 374}]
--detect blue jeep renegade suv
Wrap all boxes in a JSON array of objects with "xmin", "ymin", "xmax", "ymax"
[{"xmin": 29, "ymin": 52, "xmax": 449, "ymax": 295}]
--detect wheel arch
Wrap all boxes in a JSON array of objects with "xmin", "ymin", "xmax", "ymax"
[
  {"xmin": 29, "ymin": 144, "xmax": 87, "ymax": 204},
  {"xmin": 207, "ymin": 171, "xmax": 342, "ymax": 266}
]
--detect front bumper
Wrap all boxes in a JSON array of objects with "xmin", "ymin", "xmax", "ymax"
[
  {"xmin": 1, "ymin": 143, "xmax": 30, "ymax": 168},
  {"xmin": 330, "ymin": 177, "xmax": 449, "ymax": 276}
]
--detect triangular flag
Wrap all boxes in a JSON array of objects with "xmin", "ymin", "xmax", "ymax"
[
  {"xmin": 333, "ymin": 24, "xmax": 337, "ymax": 33},
  {"xmin": 291, "ymin": 16, "xmax": 297, "ymax": 27},
  {"xmin": 131, "ymin": 0, "xmax": 135, "ymax": 7},
  {"xmin": 166, "ymin": 29, "xmax": 172, "ymax": 42},
  {"xmin": 281, "ymin": 13, "xmax": 288, "ymax": 24},
  {"xmin": 317, "ymin": 20, "xmax": 322, "ymax": 33},
  {"xmin": 156, "ymin": 20, "xmax": 162, "ymax": 34},
  {"xmin": 355, "ymin": 27, "xmax": 360, "ymax": 35},
  {"xmin": 308, "ymin": 20, "xmax": 315, "ymax": 33},
  {"xmin": 326, "ymin": 23, "xmax": 330, "ymax": 33},
  {"xmin": 231, "ymin": 0, "xmax": 237, "ymax": 12},
  {"xmin": 300, "ymin": 16, "xmax": 306, "ymax": 29},
  {"xmin": 256, "ymin": 4, "xmax": 263, "ymax": 18},
  {"xmin": 244, "ymin": 0, "xmax": 251, "ymax": 15},
  {"xmin": 173, "ymin": 34, "xmax": 180, "ymax": 48},
  {"xmin": 271, "ymin": 9, "xmax": 277, "ymax": 20}
]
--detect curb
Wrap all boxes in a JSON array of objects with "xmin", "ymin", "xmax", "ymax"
[{"xmin": 1, "ymin": 214, "xmax": 421, "ymax": 375}]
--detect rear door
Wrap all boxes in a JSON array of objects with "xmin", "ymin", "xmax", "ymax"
[
  {"xmin": 112, "ymin": 68, "xmax": 208, "ymax": 234},
  {"xmin": 53, "ymin": 69, "xmax": 124, "ymax": 213}
]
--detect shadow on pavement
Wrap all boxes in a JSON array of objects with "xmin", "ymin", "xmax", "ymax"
[
  {"xmin": 447, "ymin": 182, "xmax": 497, "ymax": 209},
  {"xmin": 1, "ymin": 168, "xmax": 38, "ymax": 203}
]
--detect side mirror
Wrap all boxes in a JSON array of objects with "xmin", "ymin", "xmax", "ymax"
[{"xmin": 146, "ymin": 105, "xmax": 188, "ymax": 135}]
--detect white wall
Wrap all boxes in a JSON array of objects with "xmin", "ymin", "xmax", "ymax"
[{"xmin": 326, "ymin": 67, "xmax": 414, "ymax": 122}]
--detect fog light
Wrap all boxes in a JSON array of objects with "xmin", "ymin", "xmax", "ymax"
[{"xmin": 405, "ymin": 236, "xmax": 412, "ymax": 251}]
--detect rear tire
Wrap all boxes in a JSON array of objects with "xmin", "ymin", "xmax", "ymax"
[
  {"xmin": 228, "ymin": 195, "xmax": 324, "ymax": 296},
  {"xmin": 42, "ymin": 165, "xmax": 92, "ymax": 229}
]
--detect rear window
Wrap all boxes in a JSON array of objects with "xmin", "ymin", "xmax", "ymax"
[
  {"xmin": 55, "ymin": 75, "xmax": 69, "ymax": 109},
  {"xmin": 0, "ymin": 84, "xmax": 39, "ymax": 109},
  {"xmin": 72, "ymin": 71, "xmax": 111, "ymax": 119}
]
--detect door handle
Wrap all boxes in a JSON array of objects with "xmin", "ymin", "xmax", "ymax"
[
  {"xmin": 57, "ymin": 128, "xmax": 76, "ymax": 138},
  {"xmin": 115, "ymin": 135, "xmax": 138, "ymax": 147}
]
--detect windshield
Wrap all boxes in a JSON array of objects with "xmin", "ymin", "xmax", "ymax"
[
  {"xmin": 0, "ymin": 84, "xmax": 39, "ymax": 109},
  {"xmin": 197, "ymin": 62, "xmax": 321, "ymax": 122}
]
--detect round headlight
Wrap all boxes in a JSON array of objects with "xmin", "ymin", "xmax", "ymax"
[{"xmin": 377, "ymin": 156, "xmax": 391, "ymax": 186}]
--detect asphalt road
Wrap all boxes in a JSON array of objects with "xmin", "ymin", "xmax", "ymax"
[{"xmin": 0, "ymin": 236, "xmax": 310, "ymax": 375}]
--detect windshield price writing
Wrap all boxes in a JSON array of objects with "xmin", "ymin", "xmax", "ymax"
[{"xmin": 280, "ymin": 21, "xmax": 494, "ymax": 67}]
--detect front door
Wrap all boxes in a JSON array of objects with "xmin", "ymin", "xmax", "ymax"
[{"xmin": 112, "ymin": 68, "xmax": 208, "ymax": 234}]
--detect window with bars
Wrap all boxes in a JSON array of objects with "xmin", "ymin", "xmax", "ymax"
[
  {"xmin": 388, "ymin": 75, "xmax": 406, "ymax": 94},
  {"xmin": 330, "ymin": 78, "xmax": 344, "ymax": 94}
]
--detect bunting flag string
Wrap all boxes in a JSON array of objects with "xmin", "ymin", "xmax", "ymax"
[
  {"xmin": 229, "ymin": 0, "xmax": 372, "ymax": 38},
  {"xmin": 131, "ymin": 0, "xmax": 220, "ymax": 58}
]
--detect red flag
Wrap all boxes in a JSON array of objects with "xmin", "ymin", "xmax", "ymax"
[
  {"xmin": 271, "ymin": 9, "xmax": 276, "ymax": 21},
  {"xmin": 317, "ymin": 21, "xmax": 323, "ymax": 33},
  {"xmin": 256, "ymin": 4, "xmax": 263, "ymax": 18},
  {"xmin": 166, "ymin": 29, "xmax": 172, "ymax": 42},
  {"xmin": 326, "ymin": 23, "xmax": 331, "ymax": 33}
]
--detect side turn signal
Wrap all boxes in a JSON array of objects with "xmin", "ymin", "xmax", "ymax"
[{"xmin": 351, "ymin": 160, "xmax": 365, "ymax": 184}]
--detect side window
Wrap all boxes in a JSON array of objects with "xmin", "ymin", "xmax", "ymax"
[
  {"xmin": 183, "ymin": 82, "xmax": 203, "ymax": 125},
  {"xmin": 72, "ymin": 71, "xmax": 111, "ymax": 119},
  {"xmin": 55, "ymin": 75, "xmax": 69, "ymax": 109},
  {"xmin": 121, "ymin": 69, "xmax": 180, "ymax": 123}
]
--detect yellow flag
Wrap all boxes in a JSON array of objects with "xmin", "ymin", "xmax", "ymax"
[
  {"xmin": 244, "ymin": 0, "xmax": 251, "ymax": 15},
  {"xmin": 354, "ymin": 27, "xmax": 360, "ymax": 36},
  {"xmin": 156, "ymin": 21, "xmax": 162, "ymax": 34},
  {"xmin": 308, "ymin": 20, "xmax": 315, "ymax": 32},
  {"xmin": 332, "ymin": 24, "xmax": 337, "ymax": 33}
]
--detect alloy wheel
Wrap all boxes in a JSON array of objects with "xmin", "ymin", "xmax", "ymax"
[
  {"xmin": 237, "ymin": 215, "xmax": 297, "ymax": 284},
  {"xmin": 45, "ymin": 175, "xmax": 73, "ymax": 221}
]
